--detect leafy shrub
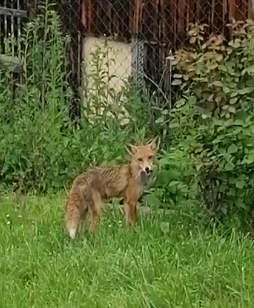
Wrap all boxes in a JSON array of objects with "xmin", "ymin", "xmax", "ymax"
[{"xmin": 168, "ymin": 20, "xmax": 254, "ymax": 229}]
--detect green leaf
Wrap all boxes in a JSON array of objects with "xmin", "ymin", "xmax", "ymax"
[
  {"xmin": 155, "ymin": 116, "xmax": 164, "ymax": 124},
  {"xmin": 173, "ymin": 74, "xmax": 182, "ymax": 78},
  {"xmin": 229, "ymin": 97, "xmax": 238, "ymax": 105},
  {"xmin": 175, "ymin": 98, "xmax": 186, "ymax": 108},
  {"xmin": 171, "ymin": 79, "xmax": 182, "ymax": 86},
  {"xmin": 143, "ymin": 193, "xmax": 162, "ymax": 207},
  {"xmin": 228, "ymin": 106, "xmax": 236, "ymax": 113},
  {"xmin": 212, "ymin": 135, "xmax": 224, "ymax": 144},
  {"xmin": 223, "ymin": 87, "xmax": 230, "ymax": 94},
  {"xmin": 160, "ymin": 222, "xmax": 170, "ymax": 234},
  {"xmin": 169, "ymin": 122, "xmax": 179, "ymax": 129},
  {"xmin": 234, "ymin": 119, "xmax": 244, "ymax": 126},
  {"xmin": 168, "ymin": 180, "xmax": 180, "ymax": 187},
  {"xmin": 242, "ymin": 155, "xmax": 254, "ymax": 164},
  {"xmin": 236, "ymin": 180, "xmax": 245, "ymax": 189},
  {"xmin": 227, "ymin": 144, "xmax": 238, "ymax": 154},
  {"xmin": 242, "ymin": 65, "xmax": 254, "ymax": 75},
  {"xmin": 230, "ymin": 92, "xmax": 238, "ymax": 98},
  {"xmin": 224, "ymin": 161, "xmax": 235, "ymax": 171},
  {"xmin": 161, "ymin": 109, "xmax": 169, "ymax": 115},
  {"xmin": 238, "ymin": 87, "xmax": 253, "ymax": 95},
  {"xmin": 188, "ymin": 96, "xmax": 197, "ymax": 104},
  {"xmin": 223, "ymin": 153, "xmax": 232, "ymax": 162},
  {"xmin": 212, "ymin": 81, "xmax": 223, "ymax": 87},
  {"xmin": 235, "ymin": 199, "xmax": 246, "ymax": 209},
  {"xmin": 63, "ymin": 137, "xmax": 70, "ymax": 148}
]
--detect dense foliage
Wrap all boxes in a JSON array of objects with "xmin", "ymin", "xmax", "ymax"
[{"xmin": 157, "ymin": 20, "xmax": 254, "ymax": 230}]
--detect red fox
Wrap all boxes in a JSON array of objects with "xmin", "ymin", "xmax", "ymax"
[{"xmin": 64, "ymin": 136, "xmax": 160, "ymax": 239}]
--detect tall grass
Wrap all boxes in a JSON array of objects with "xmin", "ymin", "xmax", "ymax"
[{"xmin": 0, "ymin": 193, "xmax": 253, "ymax": 308}]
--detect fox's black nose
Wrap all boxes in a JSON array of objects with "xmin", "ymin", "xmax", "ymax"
[{"xmin": 145, "ymin": 167, "xmax": 151, "ymax": 174}]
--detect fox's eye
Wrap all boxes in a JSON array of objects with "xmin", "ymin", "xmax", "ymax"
[
  {"xmin": 137, "ymin": 158, "xmax": 143, "ymax": 162},
  {"xmin": 148, "ymin": 155, "xmax": 153, "ymax": 160}
]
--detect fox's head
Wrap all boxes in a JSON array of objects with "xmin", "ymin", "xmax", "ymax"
[{"xmin": 126, "ymin": 136, "xmax": 160, "ymax": 176}]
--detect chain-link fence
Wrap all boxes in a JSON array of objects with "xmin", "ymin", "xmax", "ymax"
[
  {"xmin": 57, "ymin": 0, "xmax": 251, "ymax": 120},
  {"xmin": 0, "ymin": 0, "xmax": 251, "ymax": 121},
  {"xmin": 80, "ymin": 0, "xmax": 249, "ymax": 104}
]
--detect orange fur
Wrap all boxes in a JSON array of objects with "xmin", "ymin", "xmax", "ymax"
[{"xmin": 64, "ymin": 137, "xmax": 160, "ymax": 239}]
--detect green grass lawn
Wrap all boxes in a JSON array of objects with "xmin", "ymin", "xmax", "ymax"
[{"xmin": 0, "ymin": 192, "xmax": 253, "ymax": 307}]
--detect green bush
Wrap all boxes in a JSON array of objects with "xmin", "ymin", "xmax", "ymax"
[{"xmin": 167, "ymin": 20, "xmax": 254, "ymax": 229}]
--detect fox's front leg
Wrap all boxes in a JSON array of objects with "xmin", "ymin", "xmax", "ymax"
[
  {"xmin": 124, "ymin": 184, "xmax": 139, "ymax": 225},
  {"xmin": 124, "ymin": 199, "xmax": 138, "ymax": 225}
]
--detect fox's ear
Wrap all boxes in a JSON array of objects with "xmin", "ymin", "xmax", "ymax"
[
  {"xmin": 125, "ymin": 144, "xmax": 137, "ymax": 155},
  {"xmin": 148, "ymin": 136, "xmax": 161, "ymax": 151}
]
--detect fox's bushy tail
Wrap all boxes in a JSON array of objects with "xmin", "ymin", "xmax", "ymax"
[{"xmin": 64, "ymin": 185, "xmax": 87, "ymax": 239}]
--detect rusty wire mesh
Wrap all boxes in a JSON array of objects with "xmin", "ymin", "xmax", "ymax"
[
  {"xmin": 0, "ymin": 0, "xmax": 251, "ymax": 119},
  {"xmin": 77, "ymin": 0, "xmax": 250, "ymax": 102}
]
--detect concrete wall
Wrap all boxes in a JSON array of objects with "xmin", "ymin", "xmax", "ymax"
[{"xmin": 82, "ymin": 36, "xmax": 132, "ymax": 125}]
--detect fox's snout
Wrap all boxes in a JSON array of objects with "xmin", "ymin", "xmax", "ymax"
[{"xmin": 144, "ymin": 166, "xmax": 153, "ymax": 175}]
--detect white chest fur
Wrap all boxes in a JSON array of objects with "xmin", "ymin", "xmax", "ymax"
[{"xmin": 136, "ymin": 172, "xmax": 150, "ymax": 198}]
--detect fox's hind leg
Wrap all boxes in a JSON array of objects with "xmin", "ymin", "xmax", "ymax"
[
  {"xmin": 88, "ymin": 191, "xmax": 102, "ymax": 233},
  {"xmin": 77, "ymin": 207, "xmax": 88, "ymax": 233}
]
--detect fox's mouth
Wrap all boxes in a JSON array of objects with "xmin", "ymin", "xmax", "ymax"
[{"xmin": 143, "ymin": 169, "xmax": 152, "ymax": 175}]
